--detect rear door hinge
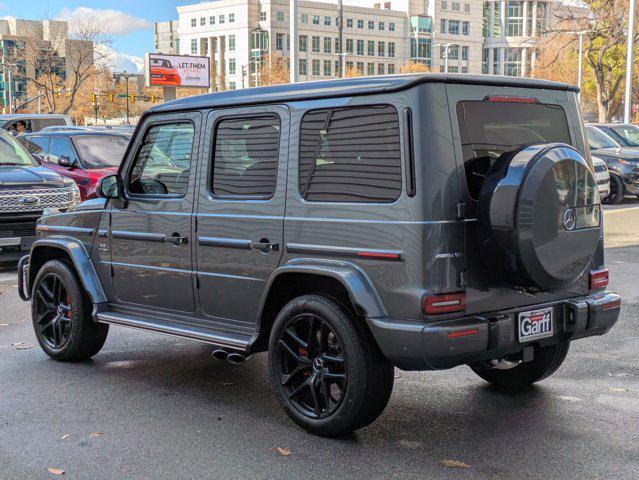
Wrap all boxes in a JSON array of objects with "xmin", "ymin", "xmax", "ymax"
[{"xmin": 456, "ymin": 203, "xmax": 467, "ymax": 220}]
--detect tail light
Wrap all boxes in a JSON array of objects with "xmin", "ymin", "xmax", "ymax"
[
  {"xmin": 590, "ymin": 268, "xmax": 609, "ymax": 290},
  {"xmin": 422, "ymin": 292, "xmax": 466, "ymax": 315}
]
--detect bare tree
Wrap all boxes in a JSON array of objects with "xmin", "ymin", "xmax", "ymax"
[
  {"xmin": 15, "ymin": 17, "xmax": 113, "ymax": 114},
  {"xmin": 542, "ymin": 0, "xmax": 639, "ymax": 121}
]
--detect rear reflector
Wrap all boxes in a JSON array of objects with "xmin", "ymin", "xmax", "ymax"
[
  {"xmin": 484, "ymin": 95, "xmax": 539, "ymax": 104},
  {"xmin": 590, "ymin": 268, "xmax": 609, "ymax": 290},
  {"xmin": 447, "ymin": 328, "xmax": 479, "ymax": 339},
  {"xmin": 423, "ymin": 292, "xmax": 467, "ymax": 315}
]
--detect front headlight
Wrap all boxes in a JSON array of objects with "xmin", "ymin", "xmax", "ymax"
[{"xmin": 63, "ymin": 178, "xmax": 81, "ymax": 207}]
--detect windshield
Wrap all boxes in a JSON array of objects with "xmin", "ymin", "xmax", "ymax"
[
  {"xmin": 586, "ymin": 126, "xmax": 620, "ymax": 150},
  {"xmin": 0, "ymin": 131, "xmax": 37, "ymax": 166},
  {"xmin": 609, "ymin": 125, "xmax": 639, "ymax": 147},
  {"xmin": 73, "ymin": 135, "xmax": 130, "ymax": 169}
]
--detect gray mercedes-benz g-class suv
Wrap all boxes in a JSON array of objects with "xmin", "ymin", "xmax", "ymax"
[{"xmin": 18, "ymin": 74, "xmax": 621, "ymax": 437}]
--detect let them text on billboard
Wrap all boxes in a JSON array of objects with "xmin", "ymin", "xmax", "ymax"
[{"xmin": 145, "ymin": 53, "xmax": 210, "ymax": 88}]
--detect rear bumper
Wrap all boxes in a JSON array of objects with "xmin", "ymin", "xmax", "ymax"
[{"xmin": 366, "ymin": 291, "xmax": 621, "ymax": 371}]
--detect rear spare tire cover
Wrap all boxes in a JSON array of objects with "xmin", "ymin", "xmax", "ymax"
[{"xmin": 478, "ymin": 143, "xmax": 601, "ymax": 290}]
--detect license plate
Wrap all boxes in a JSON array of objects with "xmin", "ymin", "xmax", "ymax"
[{"xmin": 518, "ymin": 307, "xmax": 553, "ymax": 343}]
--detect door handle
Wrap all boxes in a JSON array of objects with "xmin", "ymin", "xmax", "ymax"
[
  {"xmin": 250, "ymin": 238, "xmax": 279, "ymax": 253},
  {"xmin": 167, "ymin": 233, "xmax": 189, "ymax": 246}
]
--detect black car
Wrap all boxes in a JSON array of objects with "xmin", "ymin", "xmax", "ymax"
[
  {"xmin": 585, "ymin": 125, "xmax": 639, "ymax": 204},
  {"xmin": 0, "ymin": 130, "xmax": 80, "ymax": 262},
  {"xmin": 591, "ymin": 123, "xmax": 639, "ymax": 148}
]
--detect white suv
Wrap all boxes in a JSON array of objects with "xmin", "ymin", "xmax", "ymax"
[{"xmin": 592, "ymin": 156, "xmax": 611, "ymax": 199}]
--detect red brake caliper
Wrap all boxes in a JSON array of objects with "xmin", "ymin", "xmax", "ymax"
[
  {"xmin": 298, "ymin": 348, "xmax": 311, "ymax": 377},
  {"xmin": 66, "ymin": 294, "xmax": 72, "ymax": 318}
]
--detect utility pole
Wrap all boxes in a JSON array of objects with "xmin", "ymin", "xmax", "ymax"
[
  {"xmin": 289, "ymin": 0, "xmax": 298, "ymax": 83},
  {"xmin": 624, "ymin": 0, "xmax": 636, "ymax": 123},
  {"xmin": 337, "ymin": 0, "xmax": 344, "ymax": 77}
]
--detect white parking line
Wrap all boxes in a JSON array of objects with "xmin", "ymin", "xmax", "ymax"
[{"xmin": 603, "ymin": 206, "xmax": 639, "ymax": 215}]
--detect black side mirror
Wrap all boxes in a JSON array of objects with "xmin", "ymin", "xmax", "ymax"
[
  {"xmin": 58, "ymin": 155, "xmax": 77, "ymax": 168},
  {"xmin": 97, "ymin": 174, "xmax": 123, "ymax": 200}
]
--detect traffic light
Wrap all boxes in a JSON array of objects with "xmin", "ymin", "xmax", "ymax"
[
  {"xmin": 129, "ymin": 94, "xmax": 136, "ymax": 103},
  {"xmin": 108, "ymin": 92, "xmax": 114, "ymax": 102},
  {"xmin": 91, "ymin": 93, "xmax": 96, "ymax": 103},
  {"xmin": 150, "ymin": 94, "xmax": 156, "ymax": 104}
]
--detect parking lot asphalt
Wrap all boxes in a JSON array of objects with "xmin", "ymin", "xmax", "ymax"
[{"xmin": 0, "ymin": 203, "xmax": 637, "ymax": 479}]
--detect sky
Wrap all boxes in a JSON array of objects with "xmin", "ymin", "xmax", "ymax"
[{"xmin": 1, "ymin": 1, "xmax": 193, "ymax": 72}]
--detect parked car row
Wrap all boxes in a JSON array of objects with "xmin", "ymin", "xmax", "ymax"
[
  {"xmin": 0, "ymin": 115, "xmax": 135, "ymax": 262},
  {"xmin": 17, "ymin": 131, "xmax": 131, "ymax": 200},
  {"xmin": 586, "ymin": 123, "xmax": 639, "ymax": 204}
]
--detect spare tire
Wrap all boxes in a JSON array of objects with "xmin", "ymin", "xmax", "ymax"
[{"xmin": 477, "ymin": 143, "xmax": 601, "ymax": 291}]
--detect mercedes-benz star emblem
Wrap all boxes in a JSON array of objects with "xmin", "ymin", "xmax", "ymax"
[
  {"xmin": 563, "ymin": 208, "xmax": 577, "ymax": 231},
  {"xmin": 312, "ymin": 357, "xmax": 325, "ymax": 372}
]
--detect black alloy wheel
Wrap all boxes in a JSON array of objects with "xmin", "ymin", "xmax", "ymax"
[
  {"xmin": 277, "ymin": 313, "xmax": 347, "ymax": 419},
  {"xmin": 31, "ymin": 259, "xmax": 109, "ymax": 361},
  {"xmin": 34, "ymin": 273, "xmax": 73, "ymax": 350}
]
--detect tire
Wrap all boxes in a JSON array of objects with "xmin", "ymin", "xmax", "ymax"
[
  {"xmin": 268, "ymin": 294, "xmax": 394, "ymax": 437},
  {"xmin": 477, "ymin": 144, "xmax": 600, "ymax": 290},
  {"xmin": 469, "ymin": 342, "xmax": 570, "ymax": 389},
  {"xmin": 31, "ymin": 259, "xmax": 109, "ymax": 361},
  {"xmin": 602, "ymin": 174, "xmax": 624, "ymax": 205}
]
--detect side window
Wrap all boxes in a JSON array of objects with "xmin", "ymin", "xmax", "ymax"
[
  {"xmin": 211, "ymin": 115, "xmax": 280, "ymax": 197},
  {"xmin": 20, "ymin": 136, "xmax": 50, "ymax": 162},
  {"xmin": 49, "ymin": 137, "xmax": 78, "ymax": 166},
  {"xmin": 128, "ymin": 123, "xmax": 194, "ymax": 196},
  {"xmin": 299, "ymin": 105, "xmax": 402, "ymax": 202},
  {"xmin": 34, "ymin": 118, "xmax": 66, "ymax": 130}
]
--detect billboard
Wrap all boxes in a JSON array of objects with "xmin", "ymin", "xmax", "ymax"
[{"xmin": 145, "ymin": 53, "xmax": 210, "ymax": 88}]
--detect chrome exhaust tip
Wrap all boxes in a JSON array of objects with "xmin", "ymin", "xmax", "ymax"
[
  {"xmin": 212, "ymin": 349, "xmax": 228, "ymax": 361},
  {"xmin": 227, "ymin": 353, "xmax": 246, "ymax": 364}
]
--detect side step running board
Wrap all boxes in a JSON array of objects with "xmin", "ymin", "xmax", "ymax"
[{"xmin": 96, "ymin": 311, "xmax": 251, "ymax": 352}]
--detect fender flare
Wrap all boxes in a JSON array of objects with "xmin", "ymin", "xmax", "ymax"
[
  {"xmin": 28, "ymin": 236, "xmax": 107, "ymax": 305},
  {"xmin": 257, "ymin": 258, "xmax": 388, "ymax": 321}
]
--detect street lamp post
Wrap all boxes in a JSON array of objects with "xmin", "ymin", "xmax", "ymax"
[
  {"xmin": 114, "ymin": 71, "xmax": 131, "ymax": 124},
  {"xmin": 1, "ymin": 58, "xmax": 16, "ymax": 114},
  {"xmin": 290, "ymin": 0, "xmax": 298, "ymax": 83},
  {"xmin": 566, "ymin": 30, "xmax": 592, "ymax": 101},
  {"xmin": 624, "ymin": 0, "xmax": 636, "ymax": 124},
  {"xmin": 337, "ymin": 0, "xmax": 344, "ymax": 78},
  {"xmin": 436, "ymin": 43, "xmax": 456, "ymax": 73}
]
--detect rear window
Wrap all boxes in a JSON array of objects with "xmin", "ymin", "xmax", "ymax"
[
  {"xmin": 456, "ymin": 100, "xmax": 571, "ymax": 199},
  {"xmin": 298, "ymin": 105, "xmax": 402, "ymax": 203}
]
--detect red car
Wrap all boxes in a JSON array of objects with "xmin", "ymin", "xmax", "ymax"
[
  {"xmin": 18, "ymin": 131, "xmax": 130, "ymax": 200},
  {"xmin": 149, "ymin": 58, "xmax": 181, "ymax": 86}
]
